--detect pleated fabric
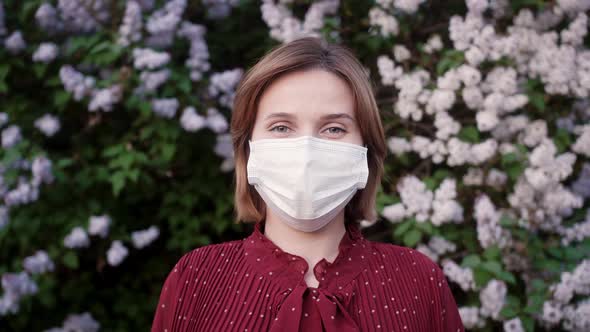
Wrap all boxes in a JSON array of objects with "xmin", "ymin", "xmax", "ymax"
[{"xmin": 151, "ymin": 220, "xmax": 465, "ymax": 332}]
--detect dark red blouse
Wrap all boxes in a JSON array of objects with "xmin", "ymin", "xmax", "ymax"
[{"xmin": 151, "ymin": 220, "xmax": 465, "ymax": 331}]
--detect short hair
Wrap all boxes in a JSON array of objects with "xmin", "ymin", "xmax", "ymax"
[{"xmin": 230, "ymin": 36, "xmax": 387, "ymax": 227}]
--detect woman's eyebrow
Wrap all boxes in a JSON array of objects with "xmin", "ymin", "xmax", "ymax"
[
  {"xmin": 264, "ymin": 112, "xmax": 295, "ymax": 120},
  {"xmin": 320, "ymin": 113, "xmax": 355, "ymax": 122},
  {"xmin": 263, "ymin": 112, "xmax": 355, "ymax": 122}
]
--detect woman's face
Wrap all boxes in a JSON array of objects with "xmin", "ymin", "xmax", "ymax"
[{"xmin": 251, "ymin": 69, "xmax": 363, "ymax": 145}]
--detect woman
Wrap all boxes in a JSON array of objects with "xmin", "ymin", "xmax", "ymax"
[{"xmin": 151, "ymin": 36, "xmax": 464, "ymax": 332}]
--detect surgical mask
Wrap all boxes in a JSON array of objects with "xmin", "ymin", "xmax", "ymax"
[{"xmin": 246, "ymin": 135, "xmax": 369, "ymax": 232}]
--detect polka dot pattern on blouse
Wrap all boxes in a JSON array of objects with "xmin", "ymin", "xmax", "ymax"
[{"xmin": 151, "ymin": 220, "xmax": 465, "ymax": 331}]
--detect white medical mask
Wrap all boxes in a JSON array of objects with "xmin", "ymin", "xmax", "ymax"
[{"xmin": 246, "ymin": 135, "xmax": 369, "ymax": 232}]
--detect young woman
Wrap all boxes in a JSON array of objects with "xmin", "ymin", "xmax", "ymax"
[{"xmin": 151, "ymin": 36, "xmax": 464, "ymax": 332}]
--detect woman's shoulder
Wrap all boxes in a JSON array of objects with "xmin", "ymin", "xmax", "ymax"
[
  {"xmin": 173, "ymin": 238, "xmax": 246, "ymax": 271},
  {"xmin": 365, "ymin": 239, "xmax": 445, "ymax": 278}
]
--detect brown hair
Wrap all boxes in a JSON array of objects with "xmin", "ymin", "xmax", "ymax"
[{"xmin": 230, "ymin": 36, "xmax": 387, "ymax": 227}]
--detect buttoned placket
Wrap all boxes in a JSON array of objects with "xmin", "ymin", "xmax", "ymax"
[{"xmin": 242, "ymin": 219, "xmax": 368, "ymax": 332}]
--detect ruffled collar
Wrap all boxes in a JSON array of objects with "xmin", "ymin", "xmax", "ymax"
[{"xmin": 243, "ymin": 219, "xmax": 367, "ymax": 290}]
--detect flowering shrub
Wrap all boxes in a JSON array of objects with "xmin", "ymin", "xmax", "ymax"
[{"xmin": 0, "ymin": 0, "xmax": 588, "ymax": 331}]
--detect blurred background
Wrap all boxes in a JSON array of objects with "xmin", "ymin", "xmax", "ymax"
[{"xmin": 0, "ymin": 0, "xmax": 589, "ymax": 331}]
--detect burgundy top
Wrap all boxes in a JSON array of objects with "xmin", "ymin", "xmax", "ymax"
[{"xmin": 151, "ymin": 220, "xmax": 465, "ymax": 331}]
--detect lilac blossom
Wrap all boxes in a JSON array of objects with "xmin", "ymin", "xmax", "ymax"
[
  {"xmin": 117, "ymin": 1, "xmax": 143, "ymax": 47},
  {"xmin": 59, "ymin": 65, "xmax": 96, "ymax": 101},
  {"xmin": 34, "ymin": 113, "xmax": 61, "ymax": 137},
  {"xmin": 106, "ymin": 240, "xmax": 128, "ymax": 266},
  {"xmin": 88, "ymin": 85, "xmax": 122, "ymax": 112},
  {"xmin": 177, "ymin": 21, "xmax": 210, "ymax": 81},
  {"xmin": 22, "ymin": 250, "xmax": 54, "ymax": 275},
  {"xmin": 151, "ymin": 98, "xmax": 178, "ymax": 118},
  {"xmin": 205, "ymin": 108, "xmax": 228, "ymax": 133},
  {"xmin": 31, "ymin": 155, "xmax": 54, "ymax": 186},
  {"xmin": 2, "ymin": 125, "xmax": 22, "ymax": 148},
  {"xmin": 57, "ymin": 0, "xmax": 109, "ymax": 33},
  {"xmin": 88, "ymin": 215, "xmax": 111, "ymax": 238},
  {"xmin": 132, "ymin": 48, "xmax": 171, "ymax": 70},
  {"xmin": 63, "ymin": 226, "xmax": 90, "ymax": 249},
  {"xmin": 180, "ymin": 106, "xmax": 207, "ymax": 132},
  {"xmin": 35, "ymin": 3, "xmax": 62, "ymax": 32},
  {"xmin": 32, "ymin": 42, "xmax": 59, "ymax": 63},
  {"xmin": 207, "ymin": 68, "xmax": 243, "ymax": 108},
  {"xmin": 4, "ymin": 31, "xmax": 26, "ymax": 54},
  {"xmin": 131, "ymin": 225, "xmax": 160, "ymax": 249},
  {"xmin": 0, "ymin": 271, "xmax": 38, "ymax": 315}
]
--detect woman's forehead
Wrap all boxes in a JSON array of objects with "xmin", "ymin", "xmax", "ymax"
[{"xmin": 257, "ymin": 70, "xmax": 355, "ymax": 120}]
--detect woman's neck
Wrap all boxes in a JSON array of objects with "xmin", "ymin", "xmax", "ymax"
[{"xmin": 263, "ymin": 210, "xmax": 347, "ymax": 268}]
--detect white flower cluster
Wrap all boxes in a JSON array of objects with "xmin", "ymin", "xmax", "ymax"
[
  {"xmin": 208, "ymin": 68, "xmax": 244, "ymax": 108},
  {"xmin": 4, "ymin": 215, "xmax": 55, "ymax": 317},
  {"xmin": 44, "ymin": 312, "xmax": 100, "ymax": 332},
  {"xmin": 459, "ymin": 279, "xmax": 507, "ymax": 329},
  {"xmin": 117, "ymin": 1, "xmax": 143, "ymax": 47},
  {"xmin": 61, "ymin": 213, "xmax": 159, "ymax": 268},
  {"xmin": 32, "ymin": 42, "xmax": 59, "ymax": 63},
  {"xmin": 369, "ymin": 7, "xmax": 398, "ymax": 37},
  {"xmin": 0, "ymin": 271, "xmax": 38, "ymax": 315},
  {"xmin": 474, "ymin": 195, "xmax": 512, "ymax": 249},
  {"xmin": 441, "ymin": 258, "xmax": 477, "ymax": 292},
  {"xmin": 131, "ymin": 225, "xmax": 160, "ymax": 249},
  {"xmin": 151, "ymin": 97, "xmax": 179, "ymax": 118},
  {"xmin": 177, "ymin": 21, "xmax": 211, "ymax": 81},
  {"xmin": 23, "ymin": 250, "xmax": 55, "ymax": 275},
  {"xmin": 540, "ymin": 259, "xmax": 590, "ymax": 330},
  {"xmin": 479, "ymin": 279, "xmax": 507, "ymax": 320},
  {"xmin": 0, "ymin": 153, "xmax": 53, "ymax": 214},
  {"xmin": 202, "ymin": 0, "xmax": 240, "ymax": 20},
  {"xmin": 537, "ymin": 259, "xmax": 590, "ymax": 331},
  {"xmin": 145, "ymin": 0, "xmax": 186, "ymax": 48},
  {"xmin": 508, "ymin": 139, "xmax": 582, "ymax": 232},
  {"xmin": 34, "ymin": 113, "xmax": 61, "ymax": 137},
  {"xmin": 4, "ymin": 31, "xmax": 26, "ymax": 54},
  {"xmin": 459, "ymin": 306, "xmax": 486, "ymax": 329},
  {"xmin": 260, "ymin": 0, "xmax": 340, "ymax": 43},
  {"xmin": 381, "ymin": 176, "xmax": 463, "ymax": 226},
  {"xmin": 106, "ymin": 240, "xmax": 129, "ymax": 266},
  {"xmin": 88, "ymin": 215, "xmax": 111, "ymax": 238},
  {"xmin": 416, "ymin": 235, "xmax": 456, "ymax": 263},
  {"xmin": 214, "ymin": 133, "xmax": 235, "ymax": 172}
]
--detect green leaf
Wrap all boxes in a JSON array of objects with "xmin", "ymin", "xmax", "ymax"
[
  {"xmin": 457, "ymin": 125, "xmax": 480, "ymax": 143},
  {"xmin": 103, "ymin": 144, "xmax": 125, "ymax": 158},
  {"xmin": 53, "ymin": 90, "xmax": 71, "ymax": 110},
  {"xmin": 62, "ymin": 251, "xmax": 79, "ymax": 269},
  {"xmin": 521, "ymin": 315, "xmax": 535, "ymax": 332},
  {"xmin": 528, "ymin": 91, "xmax": 545, "ymax": 112},
  {"xmin": 473, "ymin": 267, "xmax": 493, "ymax": 287},
  {"xmin": 461, "ymin": 254, "xmax": 481, "ymax": 268},
  {"xmin": 403, "ymin": 229, "xmax": 422, "ymax": 247},
  {"xmin": 480, "ymin": 260, "xmax": 503, "ymax": 275},
  {"xmin": 499, "ymin": 214, "xmax": 516, "ymax": 227},
  {"xmin": 161, "ymin": 143, "xmax": 176, "ymax": 162},
  {"xmin": 32, "ymin": 63, "xmax": 48, "ymax": 78},
  {"xmin": 415, "ymin": 221, "xmax": 433, "ymax": 235},
  {"xmin": 496, "ymin": 270, "xmax": 517, "ymax": 285},
  {"xmin": 394, "ymin": 219, "xmax": 415, "ymax": 237},
  {"xmin": 110, "ymin": 171, "xmax": 126, "ymax": 196},
  {"xmin": 0, "ymin": 63, "xmax": 10, "ymax": 93},
  {"xmin": 500, "ymin": 305, "xmax": 519, "ymax": 319},
  {"xmin": 553, "ymin": 128, "xmax": 572, "ymax": 153},
  {"xmin": 483, "ymin": 245, "xmax": 501, "ymax": 260}
]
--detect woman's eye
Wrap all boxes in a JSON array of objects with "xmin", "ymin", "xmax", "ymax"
[
  {"xmin": 270, "ymin": 125, "xmax": 290, "ymax": 133},
  {"xmin": 326, "ymin": 127, "xmax": 346, "ymax": 134}
]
